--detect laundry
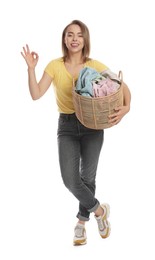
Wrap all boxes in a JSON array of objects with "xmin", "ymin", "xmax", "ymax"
[
  {"xmin": 93, "ymin": 69, "xmax": 121, "ymax": 97},
  {"xmin": 75, "ymin": 67, "xmax": 102, "ymax": 97},
  {"xmin": 75, "ymin": 67, "xmax": 121, "ymax": 97}
]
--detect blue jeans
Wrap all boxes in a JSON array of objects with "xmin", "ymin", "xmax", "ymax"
[{"xmin": 57, "ymin": 113, "xmax": 104, "ymax": 221}]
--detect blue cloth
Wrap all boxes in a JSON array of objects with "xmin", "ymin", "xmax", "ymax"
[{"xmin": 75, "ymin": 67, "xmax": 101, "ymax": 97}]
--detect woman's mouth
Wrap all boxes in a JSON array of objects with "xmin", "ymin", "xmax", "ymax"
[{"xmin": 71, "ymin": 43, "xmax": 79, "ymax": 47}]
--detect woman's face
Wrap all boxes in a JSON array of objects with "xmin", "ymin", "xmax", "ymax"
[{"xmin": 64, "ymin": 24, "xmax": 84, "ymax": 54}]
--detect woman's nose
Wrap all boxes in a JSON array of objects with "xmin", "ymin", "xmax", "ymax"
[{"xmin": 73, "ymin": 35, "xmax": 77, "ymax": 41}]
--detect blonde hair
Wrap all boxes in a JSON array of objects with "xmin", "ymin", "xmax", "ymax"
[{"xmin": 62, "ymin": 20, "xmax": 91, "ymax": 62}]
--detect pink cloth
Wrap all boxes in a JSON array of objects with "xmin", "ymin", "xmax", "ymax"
[
  {"xmin": 92, "ymin": 70, "xmax": 121, "ymax": 97},
  {"xmin": 93, "ymin": 78, "xmax": 119, "ymax": 97}
]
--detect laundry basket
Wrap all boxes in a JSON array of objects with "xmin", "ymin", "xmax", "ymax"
[{"xmin": 72, "ymin": 71, "xmax": 123, "ymax": 130}]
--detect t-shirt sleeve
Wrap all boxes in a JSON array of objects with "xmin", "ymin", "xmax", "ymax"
[
  {"xmin": 92, "ymin": 60, "xmax": 109, "ymax": 72},
  {"xmin": 44, "ymin": 60, "xmax": 55, "ymax": 79}
]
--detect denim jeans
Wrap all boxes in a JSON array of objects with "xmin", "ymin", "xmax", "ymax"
[{"xmin": 57, "ymin": 113, "xmax": 104, "ymax": 221}]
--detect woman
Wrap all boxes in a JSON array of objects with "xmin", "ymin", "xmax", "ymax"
[{"xmin": 21, "ymin": 20, "xmax": 131, "ymax": 245}]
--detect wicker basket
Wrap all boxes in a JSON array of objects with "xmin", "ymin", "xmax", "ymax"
[{"xmin": 72, "ymin": 71, "xmax": 123, "ymax": 130}]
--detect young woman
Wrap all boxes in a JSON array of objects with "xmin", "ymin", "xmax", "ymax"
[{"xmin": 21, "ymin": 20, "xmax": 131, "ymax": 245}]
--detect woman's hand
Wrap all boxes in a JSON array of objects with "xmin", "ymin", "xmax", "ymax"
[
  {"xmin": 21, "ymin": 44, "xmax": 39, "ymax": 69},
  {"xmin": 108, "ymin": 105, "xmax": 130, "ymax": 126}
]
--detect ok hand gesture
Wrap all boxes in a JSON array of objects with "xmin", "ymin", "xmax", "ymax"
[{"xmin": 21, "ymin": 44, "xmax": 39, "ymax": 69}]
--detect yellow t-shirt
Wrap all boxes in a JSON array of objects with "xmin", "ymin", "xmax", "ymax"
[{"xmin": 45, "ymin": 57, "xmax": 108, "ymax": 113}]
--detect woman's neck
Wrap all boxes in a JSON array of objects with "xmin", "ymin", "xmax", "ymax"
[{"xmin": 65, "ymin": 53, "xmax": 84, "ymax": 65}]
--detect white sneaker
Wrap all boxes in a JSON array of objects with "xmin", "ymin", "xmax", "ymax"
[
  {"xmin": 73, "ymin": 223, "xmax": 87, "ymax": 245},
  {"xmin": 95, "ymin": 203, "xmax": 111, "ymax": 238}
]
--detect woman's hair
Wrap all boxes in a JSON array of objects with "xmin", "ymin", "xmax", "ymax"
[{"xmin": 62, "ymin": 20, "xmax": 91, "ymax": 62}]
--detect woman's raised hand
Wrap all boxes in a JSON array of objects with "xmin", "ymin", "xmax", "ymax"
[{"xmin": 21, "ymin": 44, "xmax": 39, "ymax": 69}]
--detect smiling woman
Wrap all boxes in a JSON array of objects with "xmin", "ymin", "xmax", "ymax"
[
  {"xmin": 64, "ymin": 26, "xmax": 84, "ymax": 56},
  {"xmin": 63, "ymin": 25, "xmax": 85, "ymax": 78},
  {"xmin": 21, "ymin": 19, "xmax": 131, "ymax": 246},
  {"xmin": 62, "ymin": 20, "xmax": 90, "ymax": 64},
  {"xmin": 62, "ymin": 22, "xmax": 89, "ymax": 79}
]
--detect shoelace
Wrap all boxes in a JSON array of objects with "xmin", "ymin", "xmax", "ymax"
[{"xmin": 75, "ymin": 225, "xmax": 84, "ymax": 238}]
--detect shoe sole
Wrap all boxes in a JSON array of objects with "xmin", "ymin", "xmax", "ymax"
[{"xmin": 73, "ymin": 239, "xmax": 87, "ymax": 246}]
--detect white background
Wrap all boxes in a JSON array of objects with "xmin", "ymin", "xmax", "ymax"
[{"xmin": 0, "ymin": 0, "xmax": 155, "ymax": 259}]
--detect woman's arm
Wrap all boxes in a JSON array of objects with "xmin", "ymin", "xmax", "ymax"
[
  {"xmin": 108, "ymin": 81, "xmax": 131, "ymax": 125},
  {"xmin": 123, "ymin": 82, "xmax": 131, "ymax": 110},
  {"xmin": 21, "ymin": 44, "xmax": 52, "ymax": 100},
  {"xmin": 27, "ymin": 68, "xmax": 52, "ymax": 100}
]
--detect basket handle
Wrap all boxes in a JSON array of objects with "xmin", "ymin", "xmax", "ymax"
[
  {"xmin": 72, "ymin": 78, "xmax": 77, "ymax": 92},
  {"xmin": 72, "ymin": 78, "xmax": 75, "ymax": 87},
  {"xmin": 118, "ymin": 70, "xmax": 123, "ymax": 83}
]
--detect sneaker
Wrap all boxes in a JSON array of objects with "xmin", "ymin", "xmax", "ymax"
[
  {"xmin": 95, "ymin": 203, "xmax": 111, "ymax": 238},
  {"xmin": 73, "ymin": 223, "xmax": 87, "ymax": 245}
]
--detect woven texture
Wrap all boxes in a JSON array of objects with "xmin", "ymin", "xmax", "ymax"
[{"xmin": 72, "ymin": 71, "xmax": 123, "ymax": 130}]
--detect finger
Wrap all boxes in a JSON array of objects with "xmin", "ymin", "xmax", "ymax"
[
  {"xmin": 109, "ymin": 114, "xmax": 120, "ymax": 123},
  {"xmin": 109, "ymin": 118, "xmax": 117, "ymax": 124},
  {"xmin": 108, "ymin": 113, "xmax": 117, "ymax": 119},
  {"xmin": 108, "ymin": 116, "xmax": 116, "ymax": 123},
  {"xmin": 110, "ymin": 121, "xmax": 118, "ymax": 126},
  {"xmin": 31, "ymin": 52, "xmax": 39, "ymax": 59},
  {"xmin": 26, "ymin": 44, "xmax": 30, "ymax": 53},
  {"xmin": 109, "ymin": 118, "xmax": 120, "ymax": 126},
  {"xmin": 114, "ymin": 106, "xmax": 123, "ymax": 112},
  {"xmin": 108, "ymin": 108, "xmax": 121, "ymax": 118},
  {"xmin": 114, "ymin": 106, "xmax": 120, "ymax": 110},
  {"xmin": 22, "ymin": 46, "xmax": 27, "ymax": 56},
  {"xmin": 111, "ymin": 118, "xmax": 121, "ymax": 126},
  {"xmin": 21, "ymin": 51, "xmax": 25, "ymax": 58}
]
